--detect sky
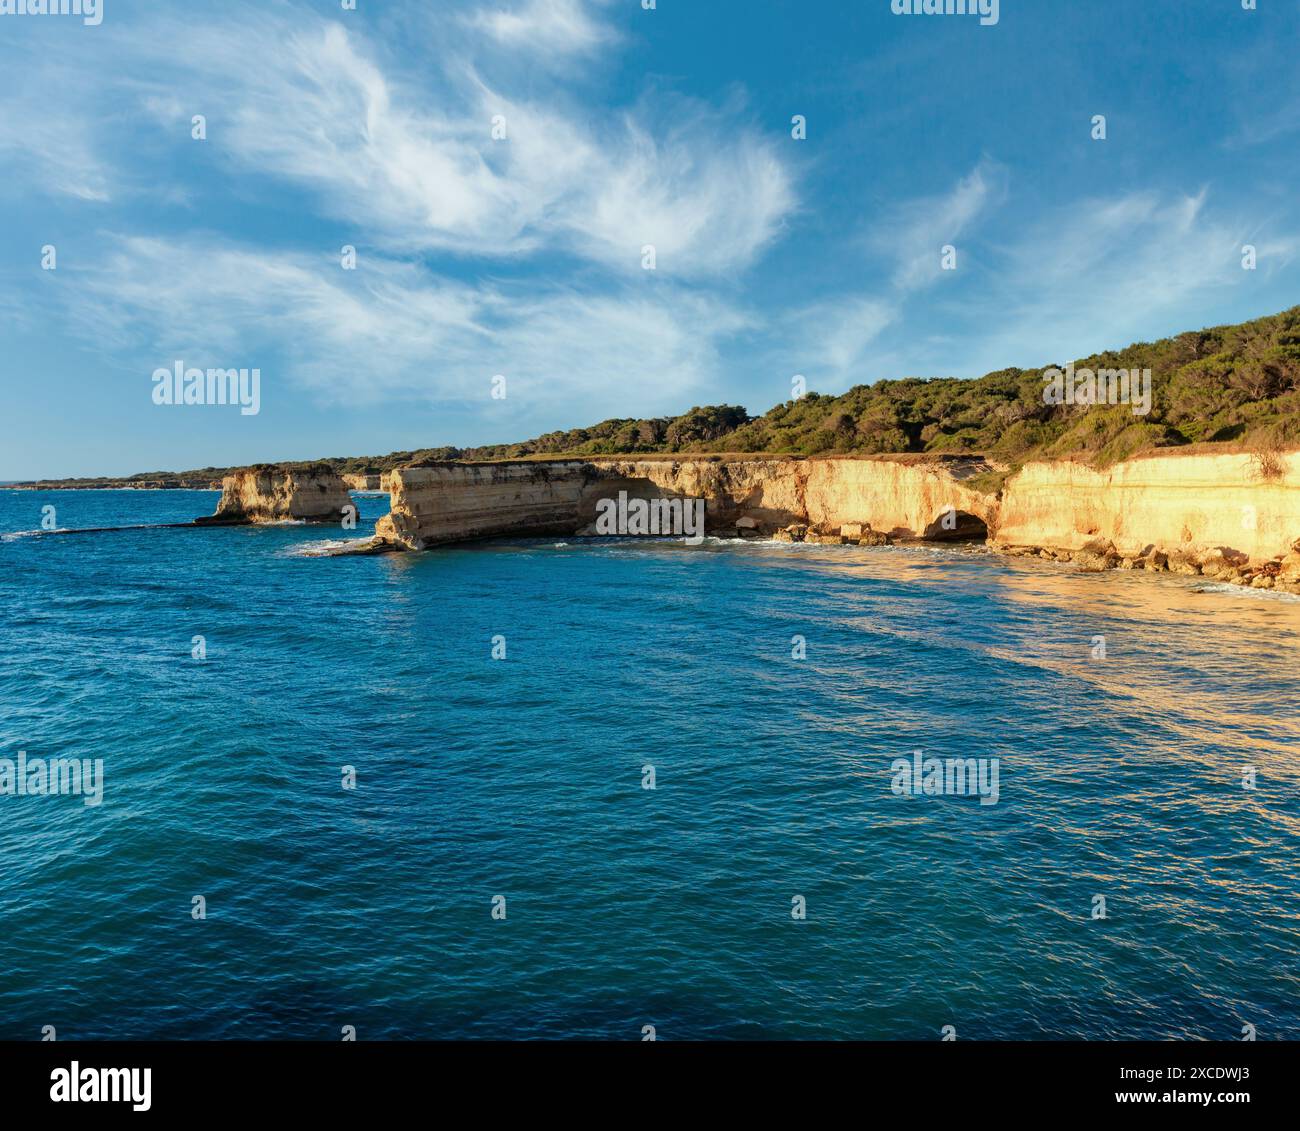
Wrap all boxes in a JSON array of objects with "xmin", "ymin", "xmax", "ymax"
[{"xmin": 1, "ymin": 0, "xmax": 1298, "ymax": 479}]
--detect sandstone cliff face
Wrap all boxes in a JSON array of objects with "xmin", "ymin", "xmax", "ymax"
[
  {"xmin": 342, "ymin": 473, "xmax": 385, "ymax": 491},
  {"xmin": 801, "ymin": 458, "xmax": 995, "ymax": 540},
  {"xmin": 198, "ymin": 467, "xmax": 354, "ymax": 524},
  {"xmin": 367, "ymin": 449, "xmax": 1300, "ymax": 592},
  {"xmin": 375, "ymin": 462, "xmax": 593, "ymax": 548},
  {"xmin": 992, "ymin": 449, "xmax": 1300, "ymax": 591},
  {"xmin": 372, "ymin": 456, "xmax": 997, "ymax": 550},
  {"xmin": 994, "ymin": 451, "xmax": 1300, "ymax": 560}
]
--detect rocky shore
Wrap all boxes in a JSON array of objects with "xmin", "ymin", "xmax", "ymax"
[{"xmin": 189, "ymin": 449, "xmax": 1300, "ymax": 593}]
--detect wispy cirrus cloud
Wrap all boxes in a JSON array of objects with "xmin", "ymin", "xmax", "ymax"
[
  {"xmin": 66, "ymin": 235, "xmax": 751, "ymax": 420},
  {"xmin": 0, "ymin": 105, "xmax": 112, "ymax": 203},
  {"xmin": 108, "ymin": 7, "xmax": 791, "ymax": 278},
  {"xmin": 770, "ymin": 160, "xmax": 1007, "ymax": 389},
  {"xmin": 886, "ymin": 157, "xmax": 1008, "ymax": 291},
  {"xmin": 781, "ymin": 173, "xmax": 1300, "ymax": 389},
  {"xmin": 958, "ymin": 188, "xmax": 1297, "ymax": 370},
  {"xmin": 468, "ymin": 0, "xmax": 615, "ymax": 57}
]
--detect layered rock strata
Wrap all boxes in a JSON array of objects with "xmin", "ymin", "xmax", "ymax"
[
  {"xmin": 363, "ymin": 450, "xmax": 1300, "ymax": 592},
  {"xmin": 196, "ymin": 466, "xmax": 354, "ymax": 525},
  {"xmin": 197, "ymin": 449, "xmax": 1300, "ymax": 593},
  {"xmin": 993, "ymin": 450, "xmax": 1300, "ymax": 592},
  {"xmin": 371, "ymin": 456, "xmax": 997, "ymax": 551}
]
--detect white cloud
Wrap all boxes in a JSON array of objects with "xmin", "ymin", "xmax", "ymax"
[
  {"xmin": 105, "ymin": 11, "xmax": 792, "ymax": 278},
  {"xmin": 771, "ymin": 297, "xmax": 897, "ymax": 391},
  {"xmin": 778, "ymin": 176, "xmax": 1300, "ymax": 387},
  {"xmin": 68, "ymin": 236, "xmax": 749, "ymax": 419},
  {"xmin": 965, "ymin": 189, "xmax": 1253, "ymax": 368},
  {"xmin": 887, "ymin": 158, "xmax": 1007, "ymax": 291},
  {"xmin": 0, "ymin": 108, "xmax": 111, "ymax": 203},
  {"xmin": 470, "ymin": 0, "xmax": 614, "ymax": 56}
]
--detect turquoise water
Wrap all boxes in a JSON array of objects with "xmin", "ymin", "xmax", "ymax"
[{"xmin": 2, "ymin": 489, "xmax": 1298, "ymax": 1040}]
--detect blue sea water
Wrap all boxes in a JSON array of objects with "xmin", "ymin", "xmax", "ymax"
[{"xmin": 1, "ymin": 488, "xmax": 1298, "ymax": 1041}]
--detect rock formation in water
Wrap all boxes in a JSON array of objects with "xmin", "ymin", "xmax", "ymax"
[
  {"xmin": 196, "ymin": 465, "xmax": 354, "ymax": 525},
  {"xmin": 359, "ymin": 449, "xmax": 1300, "ymax": 592}
]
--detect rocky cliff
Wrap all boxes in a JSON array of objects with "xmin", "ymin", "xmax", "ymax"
[
  {"xmin": 372, "ymin": 456, "xmax": 997, "ymax": 550},
  {"xmin": 993, "ymin": 450, "xmax": 1300, "ymax": 591},
  {"xmin": 365, "ymin": 450, "xmax": 1300, "ymax": 592},
  {"xmin": 197, "ymin": 466, "xmax": 354, "ymax": 524},
  {"xmin": 342, "ymin": 473, "xmax": 386, "ymax": 491}
]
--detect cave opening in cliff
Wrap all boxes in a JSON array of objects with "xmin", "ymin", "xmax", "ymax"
[{"xmin": 923, "ymin": 509, "xmax": 989, "ymax": 543}]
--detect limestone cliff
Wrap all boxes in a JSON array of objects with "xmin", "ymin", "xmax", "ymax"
[
  {"xmin": 376, "ymin": 461, "xmax": 593, "ymax": 547},
  {"xmin": 992, "ymin": 449, "xmax": 1300, "ymax": 591},
  {"xmin": 342, "ymin": 473, "xmax": 386, "ymax": 491},
  {"xmin": 365, "ymin": 449, "xmax": 1300, "ymax": 592},
  {"xmin": 372, "ymin": 456, "xmax": 996, "ymax": 550},
  {"xmin": 197, "ymin": 466, "xmax": 354, "ymax": 524},
  {"xmin": 994, "ymin": 451, "xmax": 1297, "ymax": 559}
]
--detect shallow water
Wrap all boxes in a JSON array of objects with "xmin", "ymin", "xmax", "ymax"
[{"xmin": 1, "ymin": 489, "xmax": 1298, "ymax": 1039}]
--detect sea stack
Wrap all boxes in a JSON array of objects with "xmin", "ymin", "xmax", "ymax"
[{"xmin": 196, "ymin": 464, "xmax": 354, "ymax": 525}]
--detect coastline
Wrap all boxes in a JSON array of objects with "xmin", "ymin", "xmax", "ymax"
[{"xmin": 17, "ymin": 443, "xmax": 1297, "ymax": 595}]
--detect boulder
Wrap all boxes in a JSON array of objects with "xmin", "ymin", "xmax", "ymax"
[
  {"xmin": 1074, "ymin": 539, "xmax": 1119, "ymax": 572},
  {"xmin": 1277, "ymin": 551, "xmax": 1300, "ymax": 585},
  {"xmin": 1197, "ymin": 546, "xmax": 1250, "ymax": 580}
]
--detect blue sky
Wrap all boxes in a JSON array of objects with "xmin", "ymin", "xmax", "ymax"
[{"xmin": 1, "ymin": 0, "xmax": 1298, "ymax": 479}]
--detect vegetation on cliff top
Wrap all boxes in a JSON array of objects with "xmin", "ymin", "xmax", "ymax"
[
  {"xmin": 443, "ymin": 304, "xmax": 1300, "ymax": 469},
  {"xmin": 18, "ymin": 305, "xmax": 1300, "ymax": 487}
]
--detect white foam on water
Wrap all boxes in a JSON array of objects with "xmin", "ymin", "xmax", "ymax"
[
  {"xmin": 1, "ymin": 528, "xmax": 64, "ymax": 541},
  {"xmin": 283, "ymin": 537, "xmax": 373, "ymax": 557},
  {"xmin": 1192, "ymin": 582, "xmax": 1300, "ymax": 603}
]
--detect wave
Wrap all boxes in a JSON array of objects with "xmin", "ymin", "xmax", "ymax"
[
  {"xmin": 1192, "ymin": 582, "xmax": 1300, "ymax": 602},
  {"xmin": 282, "ymin": 537, "xmax": 374, "ymax": 557},
  {"xmin": 1, "ymin": 528, "xmax": 61, "ymax": 541}
]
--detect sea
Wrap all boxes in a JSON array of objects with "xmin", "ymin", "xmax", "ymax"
[{"xmin": 1, "ymin": 488, "xmax": 1298, "ymax": 1040}]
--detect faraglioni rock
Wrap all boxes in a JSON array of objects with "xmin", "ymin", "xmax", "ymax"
[{"xmin": 196, "ymin": 465, "xmax": 354, "ymax": 525}]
